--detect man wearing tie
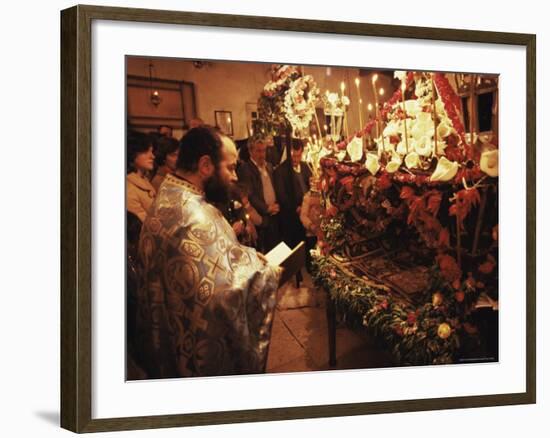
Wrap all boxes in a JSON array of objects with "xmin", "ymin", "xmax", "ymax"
[{"xmin": 238, "ymin": 137, "xmax": 281, "ymax": 253}]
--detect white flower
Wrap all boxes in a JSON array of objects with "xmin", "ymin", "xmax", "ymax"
[
  {"xmin": 383, "ymin": 119, "xmax": 401, "ymax": 138},
  {"xmin": 394, "ymin": 70, "xmax": 407, "ymax": 81},
  {"xmin": 436, "ymin": 140, "xmax": 448, "ymax": 155},
  {"xmin": 376, "ymin": 137, "xmax": 384, "ymax": 158},
  {"xmin": 418, "ymin": 112, "xmax": 432, "ymax": 124},
  {"xmin": 319, "ymin": 146, "xmax": 331, "ymax": 159},
  {"xmin": 342, "ymin": 96, "xmax": 350, "ymax": 106},
  {"xmin": 384, "ymin": 140, "xmax": 396, "ymax": 154},
  {"xmin": 430, "ymin": 157, "xmax": 459, "ymax": 182},
  {"xmin": 480, "ymin": 149, "xmax": 498, "ymax": 177},
  {"xmin": 327, "ymin": 92, "xmax": 339, "ymax": 104},
  {"xmin": 410, "ymin": 116, "xmax": 434, "ymax": 140},
  {"xmin": 365, "ymin": 153, "xmax": 380, "ymax": 175},
  {"xmin": 437, "ymin": 121, "xmax": 453, "ymax": 139},
  {"xmin": 336, "ymin": 150, "xmax": 347, "ymax": 162},
  {"xmin": 346, "ymin": 137, "xmax": 363, "ymax": 162},
  {"xmin": 404, "ymin": 99, "xmax": 422, "ymax": 117},
  {"xmin": 385, "ymin": 154, "xmax": 402, "ymax": 173},
  {"xmin": 396, "ymin": 140, "xmax": 408, "ymax": 156},
  {"xmin": 413, "ymin": 135, "xmax": 433, "ymax": 157},
  {"xmin": 405, "ymin": 152, "xmax": 421, "ymax": 169}
]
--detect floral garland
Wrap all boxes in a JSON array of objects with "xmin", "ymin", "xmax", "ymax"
[
  {"xmin": 323, "ymin": 91, "xmax": 350, "ymax": 116},
  {"xmin": 256, "ymin": 65, "xmax": 302, "ymax": 136},
  {"xmin": 283, "ymin": 74, "xmax": 320, "ymax": 135},
  {"xmin": 313, "ymin": 158, "xmax": 498, "ymax": 366},
  {"xmin": 262, "ymin": 64, "xmax": 300, "ymax": 97},
  {"xmin": 312, "ymin": 246, "xmax": 486, "ymax": 366},
  {"xmin": 302, "ymin": 69, "xmax": 499, "ymax": 367}
]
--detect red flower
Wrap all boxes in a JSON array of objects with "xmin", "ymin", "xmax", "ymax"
[
  {"xmin": 449, "ymin": 188, "xmax": 481, "ymax": 230},
  {"xmin": 465, "ymin": 274, "xmax": 476, "ymax": 290},
  {"xmin": 479, "ymin": 260, "xmax": 495, "ymax": 274},
  {"xmin": 376, "ymin": 173, "xmax": 392, "ymax": 190},
  {"xmin": 380, "ymin": 299, "xmax": 389, "ymax": 310},
  {"xmin": 439, "ymin": 228, "xmax": 451, "ymax": 248},
  {"xmin": 426, "ymin": 191, "xmax": 442, "ymax": 216},
  {"xmin": 437, "ymin": 254, "xmax": 462, "ymax": 283},
  {"xmin": 407, "ymin": 312, "xmax": 417, "ymax": 326},
  {"xmin": 400, "ymin": 186, "xmax": 415, "ymax": 200},
  {"xmin": 340, "ymin": 176, "xmax": 355, "ymax": 193}
]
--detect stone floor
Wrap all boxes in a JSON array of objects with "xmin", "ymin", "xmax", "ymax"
[{"xmin": 265, "ymin": 270, "xmax": 393, "ymax": 374}]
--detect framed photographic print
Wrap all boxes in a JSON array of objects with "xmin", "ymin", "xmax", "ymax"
[
  {"xmin": 60, "ymin": 4, "xmax": 536, "ymax": 433},
  {"xmin": 214, "ymin": 110, "xmax": 234, "ymax": 136}
]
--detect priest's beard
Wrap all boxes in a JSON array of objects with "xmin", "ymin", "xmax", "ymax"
[{"xmin": 204, "ymin": 167, "xmax": 230, "ymax": 205}]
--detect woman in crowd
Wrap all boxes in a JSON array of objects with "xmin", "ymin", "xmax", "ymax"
[
  {"xmin": 126, "ymin": 131, "xmax": 156, "ymax": 222},
  {"xmin": 151, "ymin": 136, "xmax": 179, "ymax": 191}
]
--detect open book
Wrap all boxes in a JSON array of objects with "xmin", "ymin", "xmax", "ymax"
[{"xmin": 265, "ymin": 241, "xmax": 306, "ymax": 287}]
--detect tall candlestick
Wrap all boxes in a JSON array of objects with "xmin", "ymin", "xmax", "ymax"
[
  {"xmin": 379, "ymin": 87, "xmax": 386, "ymax": 151},
  {"xmin": 371, "ymin": 74, "xmax": 379, "ymax": 140},
  {"xmin": 355, "ymin": 77, "xmax": 363, "ymax": 131},
  {"xmin": 469, "ymin": 74, "xmax": 477, "ymax": 156},
  {"xmin": 367, "ymin": 103, "xmax": 373, "ymax": 145},
  {"xmin": 431, "ymin": 74, "xmax": 438, "ymax": 157},
  {"xmin": 341, "ymin": 81, "xmax": 349, "ymax": 140},
  {"xmin": 400, "ymin": 81, "xmax": 409, "ymax": 153}
]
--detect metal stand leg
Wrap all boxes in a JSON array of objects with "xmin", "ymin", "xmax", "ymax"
[{"xmin": 325, "ymin": 287, "xmax": 337, "ymax": 367}]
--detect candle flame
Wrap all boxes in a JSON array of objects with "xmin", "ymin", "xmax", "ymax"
[
  {"xmin": 340, "ymin": 82, "xmax": 345, "ymax": 92},
  {"xmin": 379, "ymin": 88, "xmax": 385, "ymax": 96},
  {"xmin": 355, "ymin": 77, "xmax": 360, "ymax": 86},
  {"xmin": 372, "ymin": 74, "xmax": 378, "ymax": 83},
  {"xmin": 367, "ymin": 103, "xmax": 373, "ymax": 111}
]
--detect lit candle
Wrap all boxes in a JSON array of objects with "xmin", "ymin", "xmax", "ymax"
[
  {"xmin": 400, "ymin": 81, "xmax": 409, "ymax": 153},
  {"xmin": 372, "ymin": 74, "xmax": 380, "ymax": 130},
  {"xmin": 469, "ymin": 74, "xmax": 477, "ymax": 153},
  {"xmin": 367, "ymin": 102, "xmax": 374, "ymax": 144},
  {"xmin": 379, "ymin": 87, "xmax": 386, "ymax": 150},
  {"xmin": 341, "ymin": 81, "xmax": 349, "ymax": 140},
  {"xmin": 355, "ymin": 77, "xmax": 363, "ymax": 131},
  {"xmin": 371, "ymin": 74, "xmax": 379, "ymax": 139}
]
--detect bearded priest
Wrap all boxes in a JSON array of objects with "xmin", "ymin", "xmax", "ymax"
[{"xmin": 133, "ymin": 126, "xmax": 281, "ymax": 379}]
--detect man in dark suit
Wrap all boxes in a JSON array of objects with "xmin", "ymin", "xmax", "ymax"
[
  {"xmin": 274, "ymin": 138, "xmax": 312, "ymax": 249},
  {"xmin": 265, "ymin": 134, "xmax": 281, "ymax": 168},
  {"xmin": 237, "ymin": 137, "xmax": 281, "ymax": 253}
]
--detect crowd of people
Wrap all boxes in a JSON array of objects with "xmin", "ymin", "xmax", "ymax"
[
  {"xmin": 126, "ymin": 122, "xmax": 321, "ymax": 379},
  {"xmin": 127, "ymin": 124, "xmax": 320, "ymax": 266}
]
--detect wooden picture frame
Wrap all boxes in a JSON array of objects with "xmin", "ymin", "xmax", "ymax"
[{"xmin": 61, "ymin": 4, "xmax": 536, "ymax": 433}]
